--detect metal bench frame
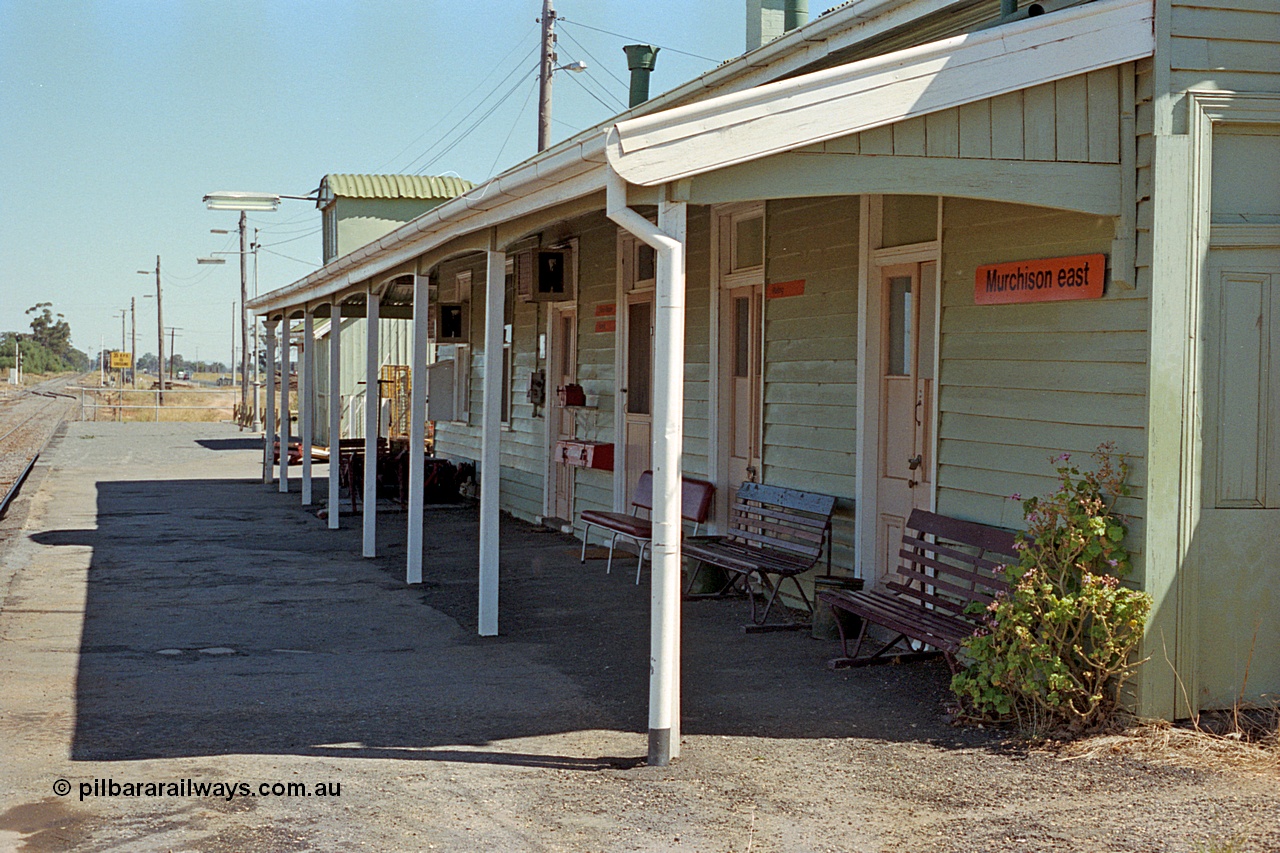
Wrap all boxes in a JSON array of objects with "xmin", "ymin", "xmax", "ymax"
[
  {"xmin": 684, "ymin": 481, "xmax": 837, "ymax": 630},
  {"xmin": 579, "ymin": 471, "xmax": 715, "ymax": 584},
  {"xmin": 819, "ymin": 508, "xmax": 1018, "ymax": 671}
]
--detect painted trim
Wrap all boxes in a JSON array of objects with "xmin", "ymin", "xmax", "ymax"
[{"xmin": 685, "ymin": 154, "xmax": 1123, "ymax": 217}]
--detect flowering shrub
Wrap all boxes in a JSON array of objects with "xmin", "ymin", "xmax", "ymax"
[{"xmin": 951, "ymin": 444, "xmax": 1153, "ymax": 735}]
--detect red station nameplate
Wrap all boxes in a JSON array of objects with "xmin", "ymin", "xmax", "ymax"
[{"xmin": 974, "ymin": 254, "xmax": 1106, "ymax": 305}]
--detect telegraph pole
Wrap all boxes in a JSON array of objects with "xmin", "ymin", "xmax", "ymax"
[
  {"xmin": 537, "ymin": 0, "xmax": 556, "ymax": 151},
  {"xmin": 239, "ymin": 210, "xmax": 250, "ymax": 429},
  {"xmin": 130, "ymin": 297, "xmax": 137, "ymax": 388},
  {"xmin": 154, "ymin": 257, "xmax": 166, "ymax": 398}
]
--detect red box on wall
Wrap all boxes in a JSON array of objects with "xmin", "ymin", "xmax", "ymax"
[{"xmin": 554, "ymin": 440, "xmax": 614, "ymax": 471}]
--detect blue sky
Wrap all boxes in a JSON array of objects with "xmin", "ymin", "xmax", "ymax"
[{"xmin": 0, "ymin": 0, "xmax": 842, "ymax": 365}]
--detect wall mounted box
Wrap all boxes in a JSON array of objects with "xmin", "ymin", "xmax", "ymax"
[{"xmin": 554, "ymin": 440, "xmax": 614, "ymax": 471}]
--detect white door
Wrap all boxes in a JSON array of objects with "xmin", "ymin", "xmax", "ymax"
[
  {"xmin": 726, "ymin": 284, "xmax": 763, "ymax": 487},
  {"xmin": 1194, "ymin": 247, "xmax": 1280, "ymax": 707},
  {"xmin": 550, "ymin": 308, "xmax": 577, "ymax": 522},
  {"xmin": 623, "ymin": 293, "xmax": 653, "ymax": 502},
  {"xmin": 874, "ymin": 260, "xmax": 937, "ymax": 586}
]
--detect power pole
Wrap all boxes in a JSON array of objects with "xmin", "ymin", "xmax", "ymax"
[
  {"xmin": 167, "ymin": 327, "xmax": 182, "ymax": 380},
  {"xmin": 130, "ymin": 297, "xmax": 137, "ymax": 388},
  {"xmin": 537, "ymin": 0, "xmax": 556, "ymax": 151},
  {"xmin": 239, "ymin": 210, "xmax": 250, "ymax": 429},
  {"xmin": 154, "ymin": 256, "xmax": 166, "ymax": 399}
]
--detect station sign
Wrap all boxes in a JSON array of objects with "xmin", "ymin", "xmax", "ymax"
[
  {"xmin": 974, "ymin": 254, "xmax": 1106, "ymax": 305},
  {"xmin": 109, "ymin": 351, "xmax": 133, "ymax": 369}
]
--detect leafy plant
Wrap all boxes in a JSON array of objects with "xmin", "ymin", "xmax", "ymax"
[{"xmin": 951, "ymin": 444, "xmax": 1152, "ymax": 735}]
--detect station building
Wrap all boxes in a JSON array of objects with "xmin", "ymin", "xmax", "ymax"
[{"xmin": 249, "ymin": 0, "xmax": 1280, "ymax": 735}]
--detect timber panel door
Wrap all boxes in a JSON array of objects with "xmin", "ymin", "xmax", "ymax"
[
  {"xmin": 726, "ymin": 284, "xmax": 763, "ymax": 487},
  {"xmin": 1195, "ymin": 247, "xmax": 1280, "ymax": 708},
  {"xmin": 623, "ymin": 293, "xmax": 653, "ymax": 502},
  {"xmin": 874, "ymin": 261, "xmax": 937, "ymax": 586},
  {"xmin": 550, "ymin": 308, "xmax": 577, "ymax": 522}
]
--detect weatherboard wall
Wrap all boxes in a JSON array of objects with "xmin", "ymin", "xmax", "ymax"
[{"xmin": 936, "ymin": 199, "xmax": 1149, "ymax": 559}]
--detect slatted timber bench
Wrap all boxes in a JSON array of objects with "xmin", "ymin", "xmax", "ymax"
[
  {"xmin": 818, "ymin": 508, "xmax": 1018, "ymax": 670},
  {"xmin": 579, "ymin": 471, "xmax": 716, "ymax": 584},
  {"xmin": 684, "ymin": 481, "xmax": 837, "ymax": 630}
]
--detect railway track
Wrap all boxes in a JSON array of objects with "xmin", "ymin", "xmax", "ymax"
[{"xmin": 0, "ymin": 375, "xmax": 80, "ymax": 518}]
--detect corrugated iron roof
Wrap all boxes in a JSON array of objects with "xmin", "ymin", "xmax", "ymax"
[{"xmin": 322, "ymin": 174, "xmax": 474, "ymax": 200}]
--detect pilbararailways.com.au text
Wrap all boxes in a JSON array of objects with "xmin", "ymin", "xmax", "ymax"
[{"xmin": 60, "ymin": 778, "xmax": 341, "ymax": 802}]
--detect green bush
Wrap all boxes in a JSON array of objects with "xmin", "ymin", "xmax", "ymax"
[{"xmin": 951, "ymin": 444, "xmax": 1152, "ymax": 735}]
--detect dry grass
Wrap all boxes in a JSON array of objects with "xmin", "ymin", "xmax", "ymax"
[
  {"xmin": 1056, "ymin": 705, "xmax": 1280, "ymax": 776},
  {"xmin": 83, "ymin": 388, "xmax": 235, "ymax": 423}
]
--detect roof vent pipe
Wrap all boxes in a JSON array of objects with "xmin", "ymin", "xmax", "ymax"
[
  {"xmin": 784, "ymin": 0, "xmax": 808, "ymax": 32},
  {"xmin": 1000, "ymin": 0, "xmax": 1017, "ymax": 17},
  {"xmin": 623, "ymin": 45, "xmax": 659, "ymax": 108}
]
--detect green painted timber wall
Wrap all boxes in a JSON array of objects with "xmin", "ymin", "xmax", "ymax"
[
  {"xmin": 762, "ymin": 197, "xmax": 861, "ymax": 576},
  {"xmin": 937, "ymin": 198, "xmax": 1149, "ymax": 566}
]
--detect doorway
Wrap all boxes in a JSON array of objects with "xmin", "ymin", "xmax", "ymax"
[
  {"xmin": 1193, "ymin": 246, "xmax": 1280, "ymax": 707},
  {"xmin": 548, "ymin": 306, "xmax": 577, "ymax": 523},
  {"xmin": 872, "ymin": 259, "xmax": 937, "ymax": 585},
  {"xmin": 622, "ymin": 292, "xmax": 653, "ymax": 503}
]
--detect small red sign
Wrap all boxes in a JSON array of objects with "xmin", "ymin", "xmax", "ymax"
[
  {"xmin": 595, "ymin": 303, "xmax": 617, "ymax": 317},
  {"xmin": 594, "ymin": 319, "xmax": 616, "ymax": 333},
  {"xmin": 766, "ymin": 279, "xmax": 805, "ymax": 299},
  {"xmin": 974, "ymin": 254, "xmax": 1106, "ymax": 305}
]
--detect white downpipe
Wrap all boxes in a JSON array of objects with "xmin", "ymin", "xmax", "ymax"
[
  {"xmin": 263, "ymin": 320, "xmax": 277, "ymax": 486},
  {"xmin": 328, "ymin": 300, "xmax": 342, "ymax": 530},
  {"xmin": 279, "ymin": 316, "xmax": 291, "ymax": 493},
  {"xmin": 363, "ymin": 291, "xmax": 380, "ymax": 558},
  {"xmin": 478, "ymin": 249, "xmax": 504, "ymax": 637},
  {"xmin": 301, "ymin": 308, "xmax": 314, "ymax": 505},
  {"xmin": 407, "ymin": 273, "xmax": 429, "ymax": 585},
  {"xmin": 606, "ymin": 166, "xmax": 685, "ymax": 766}
]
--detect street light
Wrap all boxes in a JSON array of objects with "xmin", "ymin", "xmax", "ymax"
[
  {"xmin": 201, "ymin": 188, "xmax": 318, "ymax": 430},
  {"xmin": 202, "ymin": 192, "xmax": 282, "ymax": 212}
]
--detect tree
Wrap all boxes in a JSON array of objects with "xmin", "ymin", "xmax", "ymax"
[{"xmin": 26, "ymin": 303, "xmax": 74, "ymax": 359}]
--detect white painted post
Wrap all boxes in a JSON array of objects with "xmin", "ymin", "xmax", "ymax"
[
  {"xmin": 406, "ymin": 272, "xmax": 429, "ymax": 584},
  {"xmin": 301, "ymin": 308, "xmax": 314, "ymax": 505},
  {"xmin": 605, "ymin": 167, "xmax": 685, "ymax": 767},
  {"xmin": 478, "ymin": 249, "xmax": 504, "ymax": 637},
  {"xmin": 279, "ymin": 314, "xmax": 291, "ymax": 493},
  {"xmin": 263, "ymin": 319, "xmax": 277, "ymax": 485},
  {"xmin": 328, "ymin": 300, "xmax": 342, "ymax": 530},
  {"xmin": 657, "ymin": 196, "xmax": 687, "ymax": 757},
  {"xmin": 362, "ymin": 290, "xmax": 380, "ymax": 558}
]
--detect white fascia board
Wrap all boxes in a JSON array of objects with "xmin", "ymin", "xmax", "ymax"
[{"xmin": 608, "ymin": 0, "xmax": 1155, "ymax": 186}]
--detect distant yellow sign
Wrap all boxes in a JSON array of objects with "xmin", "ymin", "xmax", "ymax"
[{"xmin": 109, "ymin": 351, "xmax": 133, "ymax": 369}]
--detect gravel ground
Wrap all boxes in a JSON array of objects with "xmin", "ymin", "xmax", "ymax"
[
  {"xmin": 0, "ymin": 423, "xmax": 1276, "ymax": 852},
  {"xmin": 0, "ymin": 377, "xmax": 77, "ymax": 501}
]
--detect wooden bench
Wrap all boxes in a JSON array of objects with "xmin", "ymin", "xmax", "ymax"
[
  {"xmin": 579, "ymin": 471, "xmax": 715, "ymax": 584},
  {"xmin": 684, "ymin": 482, "xmax": 837, "ymax": 629},
  {"xmin": 818, "ymin": 508, "xmax": 1018, "ymax": 671}
]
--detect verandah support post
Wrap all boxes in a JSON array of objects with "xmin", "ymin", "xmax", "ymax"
[
  {"xmin": 363, "ymin": 289, "xmax": 381, "ymax": 558},
  {"xmin": 605, "ymin": 166, "xmax": 686, "ymax": 766},
  {"xmin": 478, "ymin": 248, "xmax": 504, "ymax": 636},
  {"xmin": 327, "ymin": 299, "xmax": 342, "ymax": 530},
  {"xmin": 263, "ymin": 318, "xmax": 277, "ymax": 485},
  {"xmin": 406, "ymin": 272, "xmax": 429, "ymax": 585},
  {"xmin": 301, "ymin": 307, "xmax": 314, "ymax": 505},
  {"xmin": 279, "ymin": 313, "xmax": 291, "ymax": 493}
]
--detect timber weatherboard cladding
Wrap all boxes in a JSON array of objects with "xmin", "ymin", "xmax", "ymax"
[
  {"xmin": 1170, "ymin": 0, "xmax": 1280, "ymax": 93},
  {"xmin": 811, "ymin": 68, "xmax": 1123, "ymax": 164},
  {"xmin": 937, "ymin": 199, "xmax": 1150, "ymax": 549},
  {"xmin": 761, "ymin": 197, "xmax": 860, "ymax": 573}
]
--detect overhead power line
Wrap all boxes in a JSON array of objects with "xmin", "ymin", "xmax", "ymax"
[{"xmin": 557, "ymin": 19, "xmax": 721, "ymax": 63}]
